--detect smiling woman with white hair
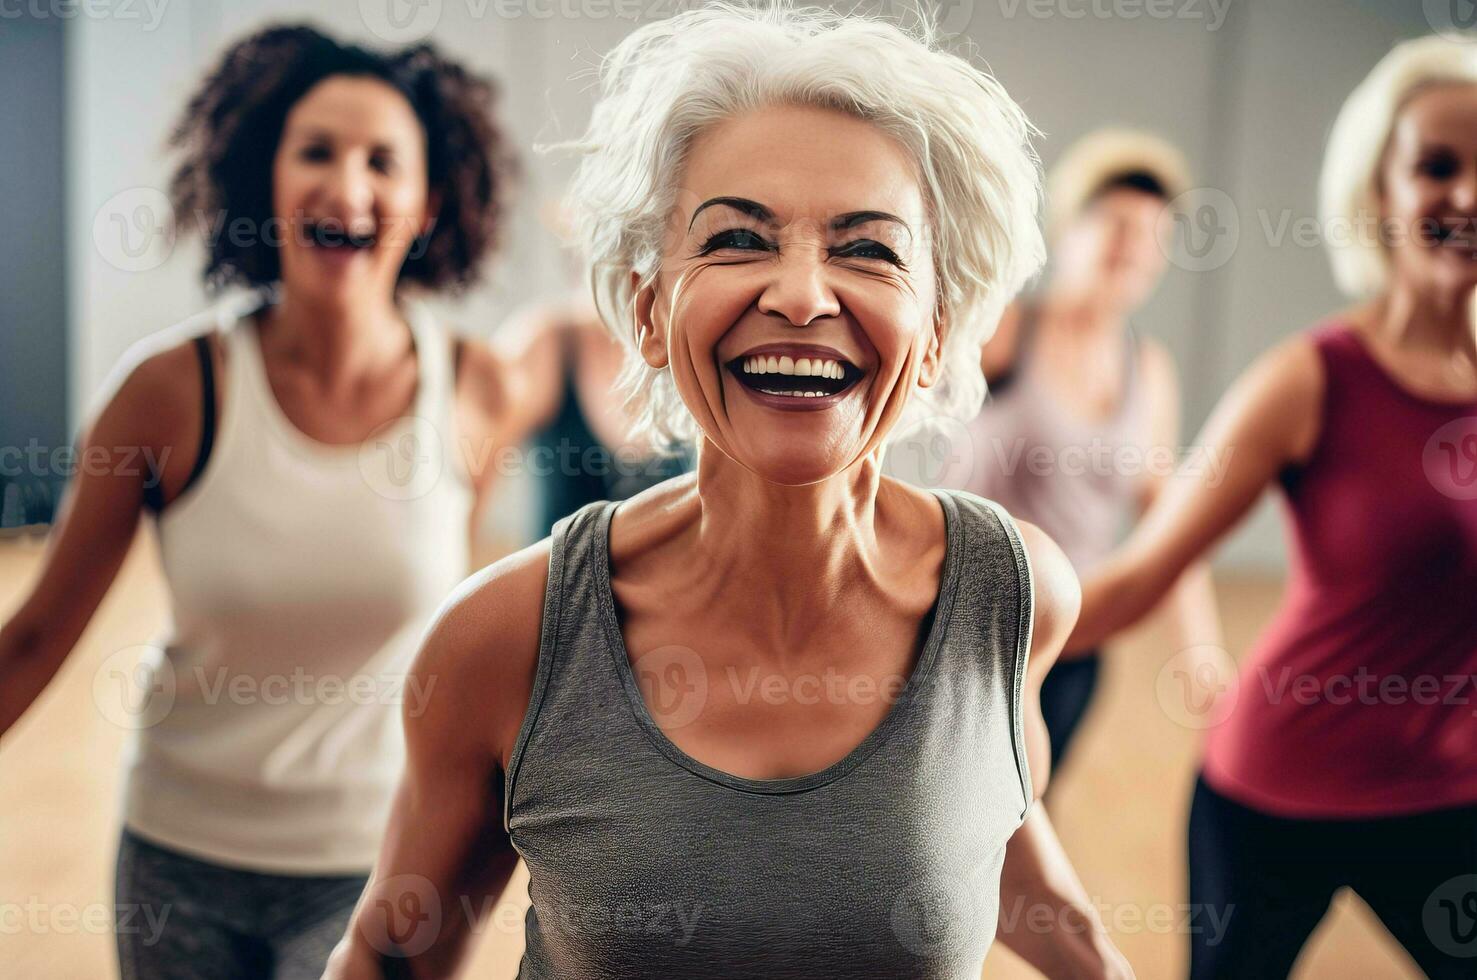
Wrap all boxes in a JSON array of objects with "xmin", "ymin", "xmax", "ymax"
[
  {"xmin": 1064, "ymin": 34, "xmax": 1477, "ymax": 979},
  {"xmin": 327, "ymin": 3, "xmax": 1132, "ymax": 978}
]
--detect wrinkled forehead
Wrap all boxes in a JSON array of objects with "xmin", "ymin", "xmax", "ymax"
[{"xmin": 676, "ymin": 105, "xmax": 929, "ymax": 234}]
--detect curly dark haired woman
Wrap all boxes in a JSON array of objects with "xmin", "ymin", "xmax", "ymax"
[{"xmin": 0, "ymin": 23, "xmax": 540, "ymax": 980}]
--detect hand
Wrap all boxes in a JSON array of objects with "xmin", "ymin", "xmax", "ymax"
[{"xmin": 1050, "ymin": 928, "xmax": 1136, "ymax": 980}]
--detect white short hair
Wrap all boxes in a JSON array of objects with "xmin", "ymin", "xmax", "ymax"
[
  {"xmin": 1044, "ymin": 127, "xmax": 1191, "ymax": 242},
  {"xmin": 1320, "ymin": 35, "xmax": 1477, "ymax": 298},
  {"xmin": 560, "ymin": 1, "xmax": 1046, "ymax": 448}
]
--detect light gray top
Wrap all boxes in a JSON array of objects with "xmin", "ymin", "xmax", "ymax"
[
  {"xmin": 963, "ymin": 309, "xmax": 1150, "ymax": 576},
  {"xmin": 505, "ymin": 489, "xmax": 1035, "ymax": 979}
]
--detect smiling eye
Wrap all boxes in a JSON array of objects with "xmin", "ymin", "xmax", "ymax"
[
  {"xmin": 1417, "ymin": 155, "xmax": 1458, "ymax": 180},
  {"xmin": 832, "ymin": 239, "xmax": 905, "ymax": 267},
  {"xmin": 300, "ymin": 144, "xmax": 332, "ymax": 163},
  {"xmin": 700, "ymin": 228, "xmax": 772, "ymax": 254}
]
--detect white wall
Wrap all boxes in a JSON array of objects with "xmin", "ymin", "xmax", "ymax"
[{"xmin": 66, "ymin": 0, "xmax": 1441, "ymax": 565}]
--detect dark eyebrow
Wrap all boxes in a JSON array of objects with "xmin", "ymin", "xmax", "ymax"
[
  {"xmin": 831, "ymin": 210, "xmax": 909, "ymax": 232},
  {"xmin": 688, "ymin": 197, "xmax": 773, "ymax": 232}
]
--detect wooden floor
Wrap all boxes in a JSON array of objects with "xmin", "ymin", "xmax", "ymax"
[{"xmin": 0, "ymin": 531, "xmax": 1422, "ymax": 979}]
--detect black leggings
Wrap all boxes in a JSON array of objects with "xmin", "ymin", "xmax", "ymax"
[
  {"xmin": 1039, "ymin": 652, "xmax": 1101, "ymax": 775},
  {"xmin": 1187, "ymin": 775, "xmax": 1477, "ymax": 979},
  {"xmin": 115, "ymin": 828, "xmax": 369, "ymax": 980}
]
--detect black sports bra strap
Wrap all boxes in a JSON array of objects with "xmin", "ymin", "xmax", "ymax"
[
  {"xmin": 143, "ymin": 334, "xmax": 217, "ymax": 514},
  {"xmin": 184, "ymin": 334, "xmax": 218, "ymax": 492}
]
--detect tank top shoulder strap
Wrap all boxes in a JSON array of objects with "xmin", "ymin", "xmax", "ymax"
[
  {"xmin": 505, "ymin": 499, "xmax": 619, "ymax": 820},
  {"xmin": 1307, "ymin": 321, "xmax": 1380, "ymax": 384},
  {"xmin": 1116, "ymin": 323, "xmax": 1152, "ymax": 431},
  {"xmin": 932, "ymin": 489, "xmax": 1036, "ymax": 815}
]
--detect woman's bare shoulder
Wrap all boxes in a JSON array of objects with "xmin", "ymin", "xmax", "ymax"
[{"xmin": 412, "ymin": 539, "xmax": 554, "ymax": 767}]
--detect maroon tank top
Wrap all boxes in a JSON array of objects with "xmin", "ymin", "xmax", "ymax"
[{"xmin": 1203, "ymin": 323, "xmax": 1477, "ymax": 818}]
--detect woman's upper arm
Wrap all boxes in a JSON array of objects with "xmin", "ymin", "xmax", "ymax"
[
  {"xmin": 4, "ymin": 343, "xmax": 198, "ymax": 662},
  {"xmin": 1138, "ymin": 338, "xmax": 1183, "ymax": 509},
  {"xmin": 1124, "ymin": 334, "xmax": 1324, "ymax": 581},
  {"xmin": 347, "ymin": 542, "xmax": 549, "ymax": 970},
  {"xmin": 407, "ymin": 539, "xmax": 551, "ymax": 778},
  {"xmin": 1014, "ymin": 519, "xmax": 1081, "ymax": 800},
  {"xmin": 454, "ymin": 317, "xmax": 567, "ymax": 500}
]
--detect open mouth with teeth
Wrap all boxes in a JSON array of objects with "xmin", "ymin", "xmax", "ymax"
[
  {"xmin": 1434, "ymin": 225, "xmax": 1477, "ymax": 253},
  {"xmin": 306, "ymin": 221, "xmax": 377, "ymax": 250},
  {"xmin": 727, "ymin": 353, "xmax": 863, "ymax": 399}
]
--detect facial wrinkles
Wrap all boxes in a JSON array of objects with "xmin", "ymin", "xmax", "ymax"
[{"xmin": 667, "ymin": 213, "xmax": 935, "ymax": 466}]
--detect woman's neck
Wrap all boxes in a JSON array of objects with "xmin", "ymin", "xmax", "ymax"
[
  {"xmin": 262, "ymin": 286, "xmax": 412, "ymax": 388},
  {"xmin": 1373, "ymin": 281, "xmax": 1477, "ymax": 360},
  {"xmin": 1039, "ymin": 283, "xmax": 1130, "ymax": 342},
  {"xmin": 691, "ymin": 446, "xmax": 892, "ymax": 632}
]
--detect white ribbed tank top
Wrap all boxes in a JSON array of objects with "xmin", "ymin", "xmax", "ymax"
[{"xmin": 120, "ymin": 295, "xmax": 473, "ymax": 874}]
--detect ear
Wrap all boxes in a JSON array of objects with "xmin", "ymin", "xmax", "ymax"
[
  {"xmin": 916, "ymin": 302, "xmax": 946, "ymax": 389},
  {"xmin": 631, "ymin": 269, "xmax": 669, "ymax": 369}
]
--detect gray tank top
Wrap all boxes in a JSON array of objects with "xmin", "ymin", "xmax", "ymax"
[
  {"xmin": 505, "ymin": 489, "xmax": 1035, "ymax": 979},
  {"xmin": 962, "ymin": 308, "xmax": 1150, "ymax": 576}
]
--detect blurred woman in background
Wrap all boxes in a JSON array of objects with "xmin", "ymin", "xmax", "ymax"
[
  {"xmin": 954, "ymin": 129, "xmax": 1223, "ymax": 777},
  {"xmin": 505, "ymin": 297, "xmax": 693, "ymax": 536},
  {"xmin": 0, "ymin": 24, "xmax": 540, "ymax": 979},
  {"xmin": 496, "ymin": 212, "xmax": 693, "ymax": 535},
  {"xmin": 1066, "ymin": 37, "xmax": 1477, "ymax": 978}
]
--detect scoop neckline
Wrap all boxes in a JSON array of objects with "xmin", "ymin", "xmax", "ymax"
[
  {"xmin": 1012, "ymin": 306, "xmax": 1143, "ymax": 430},
  {"xmin": 1333, "ymin": 323, "xmax": 1477, "ymax": 411},
  {"xmin": 241, "ymin": 299, "xmax": 429, "ymax": 459},
  {"xmin": 593, "ymin": 488, "xmax": 962, "ymax": 796}
]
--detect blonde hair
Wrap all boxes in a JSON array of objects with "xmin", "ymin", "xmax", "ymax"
[
  {"xmin": 1320, "ymin": 35, "xmax": 1477, "ymax": 298},
  {"xmin": 1044, "ymin": 127, "xmax": 1191, "ymax": 242},
  {"xmin": 560, "ymin": 0, "xmax": 1045, "ymax": 448}
]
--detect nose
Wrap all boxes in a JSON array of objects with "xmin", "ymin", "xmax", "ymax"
[
  {"xmin": 756, "ymin": 246, "xmax": 841, "ymax": 327},
  {"xmin": 321, "ymin": 153, "xmax": 376, "ymax": 226},
  {"xmin": 1452, "ymin": 162, "xmax": 1477, "ymax": 212}
]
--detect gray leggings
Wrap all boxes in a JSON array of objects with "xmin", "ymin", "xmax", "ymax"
[{"xmin": 114, "ymin": 828, "xmax": 369, "ymax": 980}]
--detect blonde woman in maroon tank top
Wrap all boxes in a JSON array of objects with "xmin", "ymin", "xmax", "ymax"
[{"xmin": 1066, "ymin": 38, "xmax": 1477, "ymax": 979}]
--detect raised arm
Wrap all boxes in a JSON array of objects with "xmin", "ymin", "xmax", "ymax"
[
  {"xmin": 1065, "ymin": 335, "xmax": 1325, "ymax": 654},
  {"xmin": 453, "ymin": 306, "xmax": 574, "ymax": 528},
  {"xmin": 1118, "ymin": 339, "xmax": 1224, "ymax": 656},
  {"xmin": 995, "ymin": 521, "xmax": 1133, "ymax": 980},
  {"xmin": 0, "ymin": 338, "xmax": 209, "ymax": 741},
  {"xmin": 324, "ymin": 540, "xmax": 548, "ymax": 979}
]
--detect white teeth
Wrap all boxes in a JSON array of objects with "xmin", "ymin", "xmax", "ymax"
[{"xmin": 742, "ymin": 355, "xmax": 848, "ymax": 378}]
